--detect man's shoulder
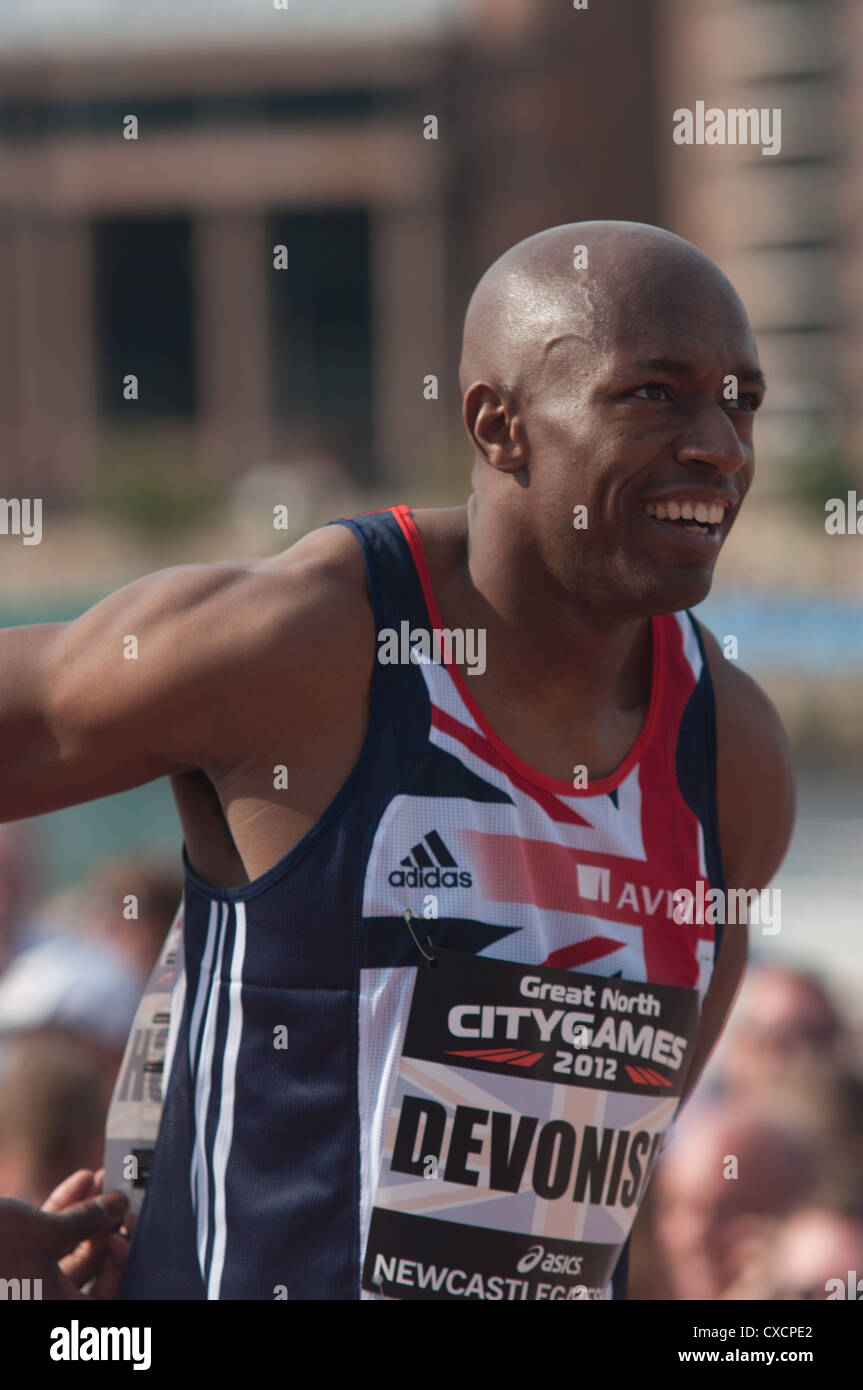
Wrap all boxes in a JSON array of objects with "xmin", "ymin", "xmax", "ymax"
[
  {"xmin": 689, "ymin": 615, "xmax": 796, "ymax": 888},
  {"xmin": 252, "ymin": 519, "xmax": 375, "ymax": 647},
  {"xmin": 186, "ymin": 521, "xmax": 376, "ymax": 774},
  {"xmin": 263, "ymin": 516, "xmax": 370, "ymax": 590},
  {"xmin": 692, "ymin": 616, "xmax": 785, "ymax": 742}
]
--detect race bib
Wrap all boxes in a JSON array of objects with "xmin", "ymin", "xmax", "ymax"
[
  {"xmin": 103, "ymin": 904, "xmax": 184, "ymax": 1215},
  {"xmin": 362, "ymin": 948, "xmax": 699, "ymax": 1301}
]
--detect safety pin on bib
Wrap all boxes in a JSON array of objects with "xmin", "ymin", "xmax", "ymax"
[{"xmin": 402, "ymin": 907, "xmax": 438, "ymax": 968}]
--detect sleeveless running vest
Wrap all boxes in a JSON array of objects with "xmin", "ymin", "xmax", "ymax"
[{"xmin": 120, "ymin": 505, "xmax": 725, "ymax": 1302}]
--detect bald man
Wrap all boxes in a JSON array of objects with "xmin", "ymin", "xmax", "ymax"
[{"xmin": 0, "ymin": 222, "xmax": 794, "ymax": 1301}]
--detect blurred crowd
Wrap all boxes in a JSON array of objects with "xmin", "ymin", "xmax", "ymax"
[
  {"xmin": 0, "ymin": 824, "xmax": 179, "ymax": 1210},
  {"xmin": 631, "ymin": 963, "xmax": 863, "ymax": 1300},
  {"xmin": 0, "ymin": 817, "xmax": 861, "ymax": 1301}
]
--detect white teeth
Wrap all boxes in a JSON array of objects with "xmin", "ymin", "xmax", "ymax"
[{"xmin": 644, "ymin": 498, "xmax": 728, "ymax": 526}]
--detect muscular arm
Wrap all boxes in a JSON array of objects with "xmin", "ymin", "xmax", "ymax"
[
  {"xmin": 0, "ymin": 524, "xmax": 371, "ymax": 824},
  {"xmin": 677, "ymin": 621, "xmax": 796, "ymax": 1109}
]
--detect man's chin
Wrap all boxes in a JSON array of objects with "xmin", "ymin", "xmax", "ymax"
[
  {"xmin": 622, "ymin": 561, "xmax": 716, "ymax": 617},
  {"xmin": 654, "ymin": 576, "xmax": 714, "ymax": 615}
]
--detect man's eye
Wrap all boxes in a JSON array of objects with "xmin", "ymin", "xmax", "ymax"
[
  {"xmin": 631, "ymin": 383, "xmax": 671, "ymax": 402},
  {"xmin": 728, "ymin": 393, "xmax": 760, "ymax": 412}
]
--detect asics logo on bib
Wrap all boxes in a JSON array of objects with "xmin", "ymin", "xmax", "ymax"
[
  {"xmin": 388, "ymin": 830, "xmax": 472, "ymax": 888},
  {"xmin": 517, "ymin": 1245, "xmax": 584, "ymax": 1276}
]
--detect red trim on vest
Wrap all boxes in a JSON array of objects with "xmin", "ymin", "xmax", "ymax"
[
  {"xmin": 637, "ymin": 614, "xmax": 713, "ymax": 987},
  {"xmin": 392, "ymin": 503, "xmax": 667, "ymax": 798}
]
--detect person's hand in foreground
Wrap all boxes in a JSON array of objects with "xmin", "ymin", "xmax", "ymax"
[{"xmin": 0, "ymin": 1167, "xmax": 129, "ymax": 1298}]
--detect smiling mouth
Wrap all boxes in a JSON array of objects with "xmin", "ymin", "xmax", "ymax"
[{"xmin": 641, "ymin": 498, "xmax": 729, "ymax": 539}]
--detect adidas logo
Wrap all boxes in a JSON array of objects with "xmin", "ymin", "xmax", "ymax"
[{"xmin": 388, "ymin": 831, "xmax": 472, "ymax": 889}]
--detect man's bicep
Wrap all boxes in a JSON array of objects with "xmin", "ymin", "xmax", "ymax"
[
  {"xmin": 699, "ymin": 619, "xmax": 796, "ymax": 889},
  {"xmin": 1, "ymin": 563, "xmax": 255, "ymax": 818},
  {"xmin": 59, "ymin": 561, "xmax": 299, "ymax": 766},
  {"xmin": 0, "ymin": 523, "xmax": 371, "ymax": 822},
  {"xmin": 720, "ymin": 694, "xmax": 796, "ymax": 891},
  {"xmin": 44, "ymin": 534, "xmax": 371, "ymax": 808}
]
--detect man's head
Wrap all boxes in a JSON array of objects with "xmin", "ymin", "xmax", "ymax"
[{"xmin": 460, "ymin": 221, "xmax": 764, "ymax": 615}]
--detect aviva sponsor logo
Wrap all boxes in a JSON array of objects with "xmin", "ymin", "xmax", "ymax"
[{"xmin": 388, "ymin": 831, "xmax": 472, "ymax": 889}]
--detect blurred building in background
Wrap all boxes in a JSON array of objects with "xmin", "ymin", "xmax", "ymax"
[
  {"xmin": 663, "ymin": 0, "xmax": 851, "ymax": 493},
  {"xmin": 3, "ymin": 0, "xmax": 863, "ymax": 505},
  {"xmin": 0, "ymin": 0, "xmax": 660, "ymax": 503}
]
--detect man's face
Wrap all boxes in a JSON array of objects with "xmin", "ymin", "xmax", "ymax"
[{"xmin": 520, "ymin": 270, "xmax": 764, "ymax": 615}]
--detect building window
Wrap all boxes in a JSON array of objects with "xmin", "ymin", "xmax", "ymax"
[
  {"xmin": 93, "ymin": 217, "xmax": 196, "ymax": 420},
  {"xmin": 268, "ymin": 209, "xmax": 373, "ymax": 483}
]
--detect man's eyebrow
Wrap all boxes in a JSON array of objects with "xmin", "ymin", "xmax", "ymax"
[
  {"xmin": 732, "ymin": 363, "xmax": 768, "ymax": 390},
  {"xmin": 617, "ymin": 356, "xmax": 767, "ymax": 390}
]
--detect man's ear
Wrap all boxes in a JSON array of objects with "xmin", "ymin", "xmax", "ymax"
[{"xmin": 463, "ymin": 382, "xmax": 528, "ymax": 473}]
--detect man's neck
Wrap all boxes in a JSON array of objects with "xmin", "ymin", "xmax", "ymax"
[{"xmin": 413, "ymin": 503, "xmax": 653, "ymax": 723}]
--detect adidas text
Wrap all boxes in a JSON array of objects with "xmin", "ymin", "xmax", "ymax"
[{"xmin": 389, "ymin": 867, "xmax": 472, "ymax": 888}]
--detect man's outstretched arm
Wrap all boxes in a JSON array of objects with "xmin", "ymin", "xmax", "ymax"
[{"xmin": 0, "ymin": 524, "xmax": 371, "ymax": 823}]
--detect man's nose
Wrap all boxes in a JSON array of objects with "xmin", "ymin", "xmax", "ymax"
[{"xmin": 674, "ymin": 403, "xmax": 750, "ymax": 476}]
